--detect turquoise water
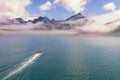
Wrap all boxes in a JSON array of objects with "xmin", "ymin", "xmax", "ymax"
[{"xmin": 0, "ymin": 36, "xmax": 120, "ymax": 80}]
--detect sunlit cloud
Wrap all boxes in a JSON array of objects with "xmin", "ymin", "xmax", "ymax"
[
  {"xmin": 39, "ymin": 1, "xmax": 52, "ymax": 11},
  {"xmin": 81, "ymin": 10, "xmax": 120, "ymax": 32},
  {"xmin": 0, "ymin": 0, "xmax": 32, "ymax": 20},
  {"xmin": 54, "ymin": 0, "xmax": 88, "ymax": 14},
  {"xmin": 103, "ymin": 2, "xmax": 116, "ymax": 12}
]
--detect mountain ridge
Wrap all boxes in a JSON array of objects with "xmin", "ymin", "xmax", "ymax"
[
  {"xmin": 0, "ymin": 13, "xmax": 86, "ymax": 25},
  {"xmin": 1, "ymin": 12, "xmax": 120, "ymax": 34}
]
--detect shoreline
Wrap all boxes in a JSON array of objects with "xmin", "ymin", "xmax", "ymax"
[
  {"xmin": 0, "ymin": 30, "xmax": 77, "ymax": 36},
  {"xmin": 0, "ymin": 30, "xmax": 120, "ymax": 37}
]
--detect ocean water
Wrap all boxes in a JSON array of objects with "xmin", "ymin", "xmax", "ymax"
[{"xmin": 0, "ymin": 36, "xmax": 120, "ymax": 80}]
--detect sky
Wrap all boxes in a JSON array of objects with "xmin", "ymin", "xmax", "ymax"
[{"xmin": 0, "ymin": 0, "xmax": 120, "ymax": 20}]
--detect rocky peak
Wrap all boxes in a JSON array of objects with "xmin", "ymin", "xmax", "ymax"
[
  {"xmin": 15, "ymin": 18, "xmax": 26, "ymax": 24},
  {"xmin": 66, "ymin": 12, "xmax": 85, "ymax": 21},
  {"xmin": 32, "ymin": 17, "xmax": 50, "ymax": 23}
]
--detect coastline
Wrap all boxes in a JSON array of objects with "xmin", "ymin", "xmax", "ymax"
[
  {"xmin": 0, "ymin": 30, "xmax": 78, "ymax": 36},
  {"xmin": 0, "ymin": 31, "xmax": 120, "ymax": 38},
  {"xmin": 0, "ymin": 29, "xmax": 120, "ymax": 37}
]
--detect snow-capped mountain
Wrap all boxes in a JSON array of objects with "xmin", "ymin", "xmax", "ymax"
[{"xmin": 1, "ymin": 11, "xmax": 120, "ymax": 35}]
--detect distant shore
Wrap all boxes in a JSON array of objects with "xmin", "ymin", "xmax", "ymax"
[
  {"xmin": 0, "ymin": 30, "xmax": 78, "ymax": 36},
  {"xmin": 0, "ymin": 29, "xmax": 120, "ymax": 37}
]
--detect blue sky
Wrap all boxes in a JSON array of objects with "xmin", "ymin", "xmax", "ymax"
[
  {"xmin": 83, "ymin": 0, "xmax": 120, "ymax": 16},
  {"xmin": 26, "ymin": 0, "xmax": 120, "ymax": 20},
  {"xmin": 28, "ymin": 0, "xmax": 73, "ymax": 20},
  {"xmin": 0, "ymin": 0, "xmax": 120, "ymax": 20}
]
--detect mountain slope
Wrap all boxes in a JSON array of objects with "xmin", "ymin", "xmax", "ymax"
[{"xmin": 66, "ymin": 13, "xmax": 85, "ymax": 21}]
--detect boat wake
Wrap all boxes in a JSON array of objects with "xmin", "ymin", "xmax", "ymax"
[{"xmin": 2, "ymin": 52, "xmax": 42, "ymax": 80}]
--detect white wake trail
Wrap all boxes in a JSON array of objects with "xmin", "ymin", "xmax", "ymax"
[{"xmin": 2, "ymin": 52, "xmax": 42, "ymax": 80}]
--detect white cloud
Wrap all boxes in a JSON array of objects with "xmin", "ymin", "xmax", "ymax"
[
  {"xmin": 54, "ymin": 0, "xmax": 87, "ymax": 14},
  {"xmin": 79, "ymin": 2, "xmax": 120, "ymax": 33},
  {"xmin": 103, "ymin": 2, "xmax": 116, "ymax": 12},
  {"xmin": 0, "ymin": 0, "xmax": 32, "ymax": 20},
  {"xmin": 81, "ymin": 10, "xmax": 120, "ymax": 32},
  {"xmin": 39, "ymin": 1, "xmax": 52, "ymax": 11},
  {"xmin": 39, "ymin": 0, "xmax": 88, "ymax": 14},
  {"xmin": 53, "ymin": 0, "xmax": 60, "ymax": 4}
]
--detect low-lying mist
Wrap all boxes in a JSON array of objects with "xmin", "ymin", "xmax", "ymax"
[
  {"xmin": 0, "ymin": 10, "xmax": 120, "ymax": 36},
  {"xmin": 80, "ymin": 10, "xmax": 120, "ymax": 33}
]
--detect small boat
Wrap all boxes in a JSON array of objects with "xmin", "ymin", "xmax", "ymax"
[{"xmin": 36, "ymin": 50, "xmax": 42, "ymax": 54}]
